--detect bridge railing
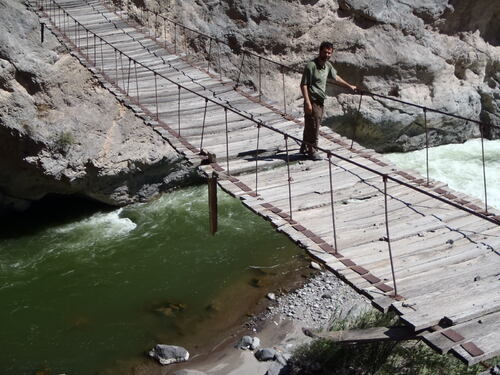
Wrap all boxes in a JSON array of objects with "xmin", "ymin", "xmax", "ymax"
[{"xmin": 32, "ymin": 0, "xmax": 499, "ymax": 299}]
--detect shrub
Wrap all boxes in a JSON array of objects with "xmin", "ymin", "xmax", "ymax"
[{"xmin": 288, "ymin": 310, "xmax": 487, "ymax": 375}]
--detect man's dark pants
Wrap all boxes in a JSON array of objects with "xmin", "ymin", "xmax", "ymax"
[{"xmin": 300, "ymin": 101, "xmax": 324, "ymax": 155}]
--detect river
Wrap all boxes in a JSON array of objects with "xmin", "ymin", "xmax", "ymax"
[
  {"xmin": 0, "ymin": 186, "xmax": 307, "ymax": 375},
  {"xmin": 385, "ymin": 138, "xmax": 500, "ymax": 210}
]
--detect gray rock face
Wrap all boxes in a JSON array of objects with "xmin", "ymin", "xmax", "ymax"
[
  {"xmin": 148, "ymin": 344, "xmax": 190, "ymax": 365},
  {"xmin": 0, "ymin": 0, "xmax": 196, "ymax": 213},
  {"xmin": 144, "ymin": 0, "xmax": 499, "ymax": 152}
]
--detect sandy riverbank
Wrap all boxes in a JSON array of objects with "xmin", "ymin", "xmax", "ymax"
[{"xmin": 163, "ymin": 267, "xmax": 371, "ymax": 375}]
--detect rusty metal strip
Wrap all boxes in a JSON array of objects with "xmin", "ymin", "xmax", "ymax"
[
  {"xmin": 395, "ymin": 171, "xmax": 413, "ymax": 180},
  {"xmin": 309, "ymin": 236, "xmax": 324, "ymax": 244},
  {"xmin": 167, "ymin": 128, "xmax": 179, "ymax": 137},
  {"xmin": 235, "ymin": 182, "xmax": 252, "ymax": 191},
  {"xmin": 374, "ymin": 283, "xmax": 394, "ymax": 292},
  {"xmin": 374, "ymin": 160, "xmax": 388, "ymax": 167},
  {"xmin": 302, "ymin": 230, "xmax": 315, "ymax": 238},
  {"xmin": 319, "ymin": 243, "xmax": 335, "ymax": 252},
  {"xmin": 228, "ymin": 176, "xmax": 239, "ymax": 183},
  {"xmin": 434, "ymin": 187, "xmax": 447, "ymax": 195},
  {"xmin": 318, "ymin": 243, "xmax": 342, "ymax": 258},
  {"xmin": 270, "ymin": 207, "xmax": 282, "ymax": 214},
  {"xmin": 441, "ymin": 329, "xmax": 465, "ymax": 343},
  {"xmin": 461, "ymin": 342, "xmax": 484, "ymax": 357},
  {"xmin": 466, "ymin": 203, "xmax": 482, "ymax": 211},
  {"xmin": 293, "ymin": 224, "xmax": 306, "ymax": 232},
  {"xmin": 247, "ymin": 192, "xmax": 258, "ymax": 197},
  {"xmin": 350, "ymin": 265, "xmax": 369, "ymax": 275},
  {"xmin": 211, "ymin": 163, "xmax": 224, "ymax": 172},
  {"xmin": 362, "ymin": 273, "xmax": 381, "ymax": 284},
  {"xmin": 277, "ymin": 211, "xmax": 289, "ymax": 219},
  {"xmin": 261, "ymin": 203, "xmax": 273, "ymax": 209},
  {"xmin": 339, "ymin": 258, "xmax": 356, "ymax": 267}
]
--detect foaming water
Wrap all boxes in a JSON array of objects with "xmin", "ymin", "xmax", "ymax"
[
  {"xmin": 54, "ymin": 208, "xmax": 137, "ymax": 237},
  {"xmin": 385, "ymin": 139, "xmax": 500, "ymax": 209},
  {"xmin": 0, "ymin": 186, "xmax": 306, "ymax": 375}
]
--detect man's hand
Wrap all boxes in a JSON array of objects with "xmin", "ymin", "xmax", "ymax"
[{"xmin": 305, "ymin": 102, "xmax": 313, "ymax": 115}]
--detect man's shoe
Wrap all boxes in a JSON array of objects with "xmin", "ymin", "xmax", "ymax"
[{"xmin": 310, "ymin": 152, "xmax": 322, "ymax": 161}]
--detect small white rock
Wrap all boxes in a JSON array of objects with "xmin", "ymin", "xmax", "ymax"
[{"xmin": 310, "ymin": 261, "xmax": 321, "ymax": 270}]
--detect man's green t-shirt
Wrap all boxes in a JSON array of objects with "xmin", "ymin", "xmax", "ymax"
[{"xmin": 300, "ymin": 58, "xmax": 337, "ymax": 104}]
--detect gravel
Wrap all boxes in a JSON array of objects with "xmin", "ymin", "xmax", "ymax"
[{"xmin": 263, "ymin": 271, "xmax": 369, "ymax": 329}]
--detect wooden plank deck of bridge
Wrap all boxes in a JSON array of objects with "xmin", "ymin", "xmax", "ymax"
[{"xmin": 33, "ymin": 0, "xmax": 500, "ymax": 365}]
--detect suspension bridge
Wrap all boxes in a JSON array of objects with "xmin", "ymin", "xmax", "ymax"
[{"xmin": 31, "ymin": 0, "xmax": 500, "ymax": 367}]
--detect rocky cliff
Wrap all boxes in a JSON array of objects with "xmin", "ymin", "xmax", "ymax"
[
  {"xmin": 0, "ymin": 0, "xmax": 196, "ymax": 214},
  {"xmin": 135, "ymin": 0, "xmax": 499, "ymax": 152}
]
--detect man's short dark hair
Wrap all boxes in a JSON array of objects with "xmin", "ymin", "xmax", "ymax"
[{"xmin": 319, "ymin": 41, "xmax": 334, "ymax": 51}]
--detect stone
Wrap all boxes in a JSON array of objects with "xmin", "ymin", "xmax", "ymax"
[
  {"xmin": 275, "ymin": 352, "xmax": 288, "ymax": 366},
  {"xmin": 265, "ymin": 362, "xmax": 286, "ymax": 375},
  {"xmin": 251, "ymin": 336, "xmax": 261, "ymax": 350},
  {"xmin": 148, "ymin": 344, "xmax": 189, "ymax": 366},
  {"xmin": 267, "ymin": 292, "xmax": 276, "ymax": 301},
  {"xmin": 237, "ymin": 335, "xmax": 254, "ymax": 350},
  {"xmin": 490, "ymin": 365, "xmax": 500, "ymax": 375},
  {"xmin": 310, "ymin": 261, "xmax": 322, "ymax": 271},
  {"xmin": 255, "ymin": 348, "xmax": 277, "ymax": 361}
]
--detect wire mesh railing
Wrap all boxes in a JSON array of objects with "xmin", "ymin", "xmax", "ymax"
[{"xmin": 32, "ymin": 0, "xmax": 499, "ymax": 299}]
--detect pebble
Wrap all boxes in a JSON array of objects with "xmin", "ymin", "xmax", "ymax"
[{"xmin": 310, "ymin": 261, "xmax": 321, "ymax": 270}]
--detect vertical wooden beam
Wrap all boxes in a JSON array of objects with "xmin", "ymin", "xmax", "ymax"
[{"xmin": 208, "ymin": 172, "xmax": 218, "ymax": 235}]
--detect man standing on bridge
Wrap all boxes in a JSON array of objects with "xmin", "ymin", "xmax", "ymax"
[{"xmin": 300, "ymin": 41, "xmax": 357, "ymax": 160}]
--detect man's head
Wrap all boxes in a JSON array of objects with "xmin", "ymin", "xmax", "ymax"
[{"xmin": 318, "ymin": 41, "xmax": 334, "ymax": 64}]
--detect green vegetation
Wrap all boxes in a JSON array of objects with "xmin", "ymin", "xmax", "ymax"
[
  {"xmin": 54, "ymin": 130, "xmax": 75, "ymax": 151},
  {"xmin": 289, "ymin": 310, "xmax": 487, "ymax": 375}
]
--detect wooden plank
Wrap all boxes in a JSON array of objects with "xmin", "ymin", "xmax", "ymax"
[
  {"xmin": 303, "ymin": 325, "xmax": 421, "ymax": 343},
  {"xmin": 393, "ymin": 274, "xmax": 500, "ymax": 330},
  {"xmin": 423, "ymin": 311, "xmax": 500, "ymax": 354},
  {"xmin": 451, "ymin": 331, "xmax": 500, "ymax": 365}
]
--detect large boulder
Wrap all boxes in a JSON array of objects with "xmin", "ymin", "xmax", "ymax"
[{"xmin": 148, "ymin": 344, "xmax": 190, "ymax": 365}]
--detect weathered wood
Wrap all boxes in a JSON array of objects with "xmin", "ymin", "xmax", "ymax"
[
  {"xmin": 303, "ymin": 325, "xmax": 421, "ymax": 343},
  {"xmin": 423, "ymin": 311, "xmax": 500, "ymax": 355}
]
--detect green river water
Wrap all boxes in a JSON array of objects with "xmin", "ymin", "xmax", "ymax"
[{"xmin": 0, "ymin": 186, "xmax": 306, "ymax": 375}]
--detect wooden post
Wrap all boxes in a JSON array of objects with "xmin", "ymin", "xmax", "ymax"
[
  {"xmin": 208, "ymin": 172, "xmax": 218, "ymax": 235},
  {"xmin": 40, "ymin": 22, "xmax": 45, "ymax": 43}
]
